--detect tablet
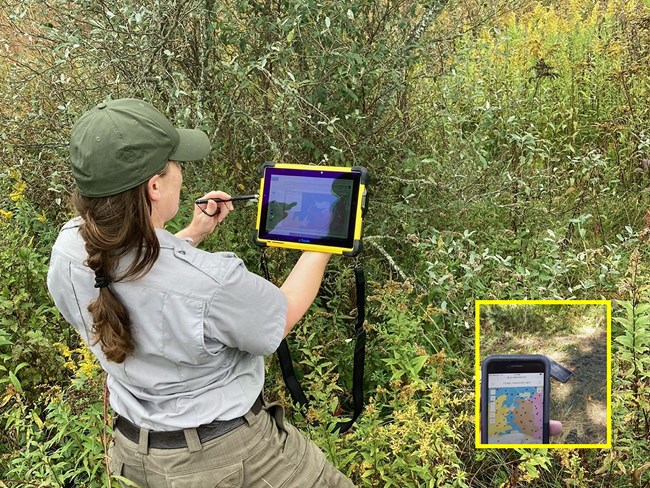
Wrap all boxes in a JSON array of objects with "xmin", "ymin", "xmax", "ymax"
[{"xmin": 254, "ymin": 163, "xmax": 368, "ymax": 256}]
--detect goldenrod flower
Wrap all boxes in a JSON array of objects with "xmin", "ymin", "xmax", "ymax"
[
  {"xmin": 76, "ymin": 343, "xmax": 99, "ymax": 379},
  {"xmin": 10, "ymin": 181, "xmax": 26, "ymax": 202}
]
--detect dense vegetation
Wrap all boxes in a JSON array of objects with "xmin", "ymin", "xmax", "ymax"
[{"xmin": 1, "ymin": 0, "xmax": 649, "ymax": 486}]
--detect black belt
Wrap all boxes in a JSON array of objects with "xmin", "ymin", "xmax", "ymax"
[{"xmin": 114, "ymin": 396, "xmax": 263, "ymax": 449}]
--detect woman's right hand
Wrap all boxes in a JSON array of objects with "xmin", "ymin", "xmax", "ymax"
[{"xmin": 177, "ymin": 191, "xmax": 235, "ymax": 246}]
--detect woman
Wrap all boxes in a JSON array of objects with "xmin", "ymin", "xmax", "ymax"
[{"xmin": 47, "ymin": 98, "xmax": 355, "ymax": 487}]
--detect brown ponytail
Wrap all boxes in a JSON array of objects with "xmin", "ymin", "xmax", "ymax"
[{"xmin": 71, "ymin": 167, "xmax": 167, "ymax": 363}]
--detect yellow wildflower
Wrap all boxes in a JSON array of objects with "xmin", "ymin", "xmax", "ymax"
[
  {"xmin": 364, "ymin": 401, "xmax": 376, "ymax": 416},
  {"xmin": 76, "ymin": 343, "xmax": 100, "ymax": 379},
  {"xmin": 10, "ymin": 180, "xmax": 26, "ymax": 202},
  {"xmin": 54, "ymin": 342, "xmax": 76, "ymax": 372}
]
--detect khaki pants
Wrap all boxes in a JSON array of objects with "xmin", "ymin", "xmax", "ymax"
[{"xmin": 109, "ymin": 403, "xmax": 355, "ymax": 488}]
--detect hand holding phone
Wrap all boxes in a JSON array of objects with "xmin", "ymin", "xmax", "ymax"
[{"xmin": 480, "ymin": 355, "xmax": 551, "ymax": 444}]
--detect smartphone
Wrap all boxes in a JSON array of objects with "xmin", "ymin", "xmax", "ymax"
[{"xmin": 480, "ymin": 355, "xmax": 550, "ymax": 444}]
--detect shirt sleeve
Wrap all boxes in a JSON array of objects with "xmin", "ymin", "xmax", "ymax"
[{"xmin": 205, "ymin": 257, "xmax": 287, "ymax": 357}]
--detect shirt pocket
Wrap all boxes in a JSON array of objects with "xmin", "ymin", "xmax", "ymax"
[{"xmin": 160, "ymin": 293, "xmax": 212, "ymax": 365}]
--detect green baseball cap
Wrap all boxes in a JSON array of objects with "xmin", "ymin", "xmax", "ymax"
[{"xmin": 69, "ymin": 98, "xmax": 211, "ymax": 197}]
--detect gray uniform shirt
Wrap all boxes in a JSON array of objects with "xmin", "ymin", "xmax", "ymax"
[{"xmin": 47, "ymin": 218, "xmax": 286, "ymax": 431}]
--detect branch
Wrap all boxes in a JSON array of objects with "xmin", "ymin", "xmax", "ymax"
[
  {"xmin": 404, "ymin": 0, "xmax": 450, "ymax": 50},
  {"xmin": 381, "ymin": 175, "xmax": 438, "ymax": 186},
  {"xmin": 364, "ymin": 237, "xmax": 426, "ymax": 292},
  {"xmin": 364, "ymin": 239, "xmax": 410, "ymax": 282}
]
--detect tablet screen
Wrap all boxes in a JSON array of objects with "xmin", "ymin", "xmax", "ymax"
[{"xmin": 258, "ymin": 167, "xmax": 362, "ymax": 250}]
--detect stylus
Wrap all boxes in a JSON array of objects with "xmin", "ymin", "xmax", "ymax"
[{"xmin": 195, "ymin": 194, "xmax": 259, "ymax": 205}]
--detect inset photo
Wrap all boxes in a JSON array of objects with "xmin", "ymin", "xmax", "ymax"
[{"xmin": 474, "ymin": 300, "xmax": 611, "ymax": 449}]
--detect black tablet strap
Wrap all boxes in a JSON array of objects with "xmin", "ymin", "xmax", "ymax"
[
  {"xmin": 333, "ymin": 264, "xmax": 366, "ymax": 433},
  {"xmin": 261, "ymin": 251, "xmax": 366, "ymax": 434},
  {"xmin": 275, "ymin": 338, "xmax": 310, "ymax": 407}
]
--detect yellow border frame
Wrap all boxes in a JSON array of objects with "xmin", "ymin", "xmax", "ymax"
[
  {"xmin": 255, "ymin": 163, "xmax": 366, "ymax": 255},
  {"xmin": 474, "ymin": 299, "xmax": 612, "ymax": 449}
]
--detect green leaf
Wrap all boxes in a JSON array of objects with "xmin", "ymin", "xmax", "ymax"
[
  {"xmin": 615, "ymin": 335, "xmax": 634, "ymax": 349},
  {"xmin": 411, "ymin": 355, "xmax": 429, "ymax": 375},
  {"xmin": 9, "ymin": 370, "xmax": 23, "ymax": 393},
  {"xmin": 112, "ymin": 476, "xmax": 140, "ymax": 487}
]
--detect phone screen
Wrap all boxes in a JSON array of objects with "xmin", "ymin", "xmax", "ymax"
[{"xmin": 487, "ymin": 372, "xmax": 545, "ymax": 444}]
